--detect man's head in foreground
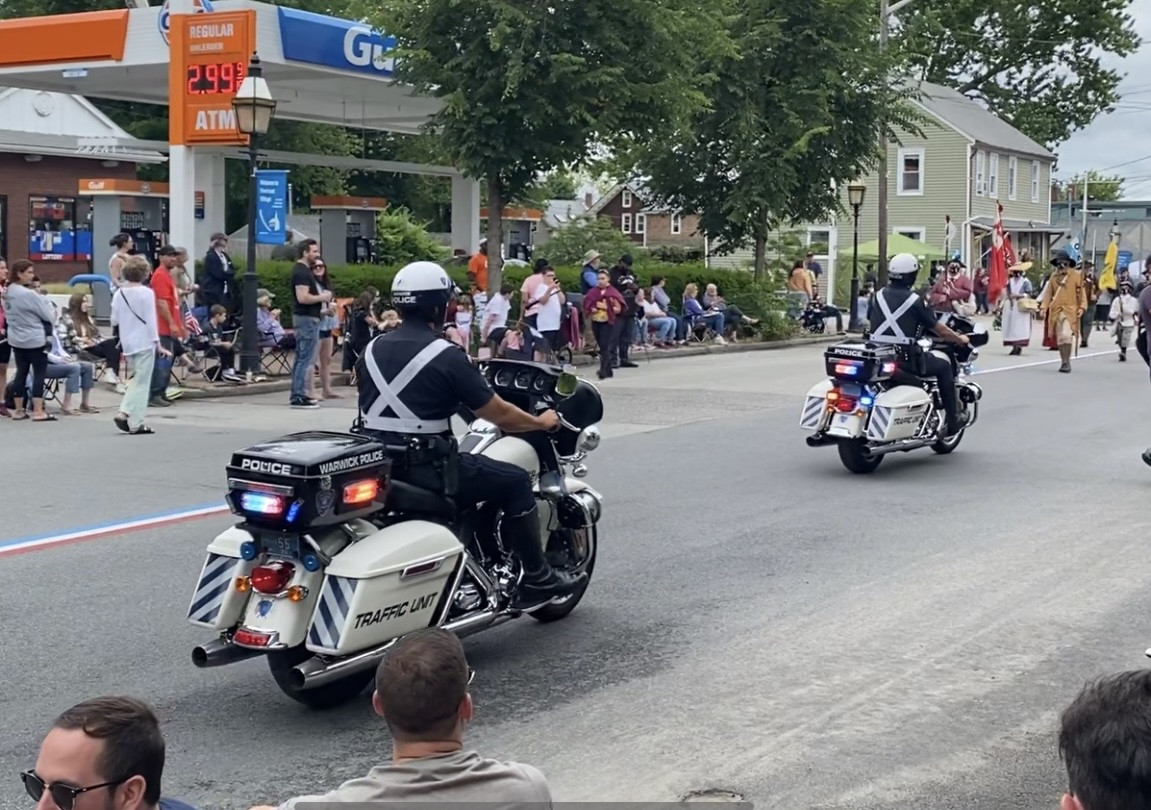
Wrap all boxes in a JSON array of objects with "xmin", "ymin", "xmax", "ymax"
[
  {"xmin": 27, "ymin": 696, "xmax": 166, "ymax": 810},
  {"xmin": 1059, "ymin": 669, "xmax": 1151, "ymax": 810},
  {"xmin": 373, "ymin": 628, "xmax": 475, "ymax": 750}
]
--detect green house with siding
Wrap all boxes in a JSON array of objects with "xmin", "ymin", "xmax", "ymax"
[{"xmin": 839, "ymin": 82, "xmax": 1061, "ymax": 276}]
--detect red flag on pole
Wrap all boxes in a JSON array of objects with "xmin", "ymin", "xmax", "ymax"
[{"xmin": 988, "ymin": 201, "xmax": 1009, "ymax": 306}]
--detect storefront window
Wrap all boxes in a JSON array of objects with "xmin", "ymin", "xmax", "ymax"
[{"xmin": 28, "ymin": 195, "xmax": 91, "ymax": 262}]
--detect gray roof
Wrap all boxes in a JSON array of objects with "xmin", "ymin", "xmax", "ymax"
[{"xmin": 914, "ymin": 81, "xmax": 1056, "ymax": 161}]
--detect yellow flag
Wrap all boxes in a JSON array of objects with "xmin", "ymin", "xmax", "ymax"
[{"xmin": 1099, "ymin": 236, "xmax": 1118, "ymax": 291}]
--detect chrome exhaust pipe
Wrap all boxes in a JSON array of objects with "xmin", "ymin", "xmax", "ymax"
[
  {"xmin": 191, "ymin": 637, "xmax": 265, "ymax": 668},
  {"xmin": 289, "ymin": 609, "xmax": 515, "ymax": 690},
  {"xmin": 863, "ymin": 438, "xmax": 934, "ymax": 458}
]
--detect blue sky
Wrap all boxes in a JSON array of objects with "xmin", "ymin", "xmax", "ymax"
[{"xmin": 1055, "ymin": 0, "xmax": 1151, "ymax": 197}]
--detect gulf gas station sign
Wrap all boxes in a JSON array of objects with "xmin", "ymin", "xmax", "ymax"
[{"xmin": 168, "ymin": 9, "xmax": 254, "ymax": 146}]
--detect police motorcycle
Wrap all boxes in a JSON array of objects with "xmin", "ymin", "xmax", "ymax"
[
  {"xmin": 187, "ymin": 361, "xmax": 605, "ymax": 708},
  {"xmin": 799, "ymin": 265, "xmax": 988, "ymax": 474}
]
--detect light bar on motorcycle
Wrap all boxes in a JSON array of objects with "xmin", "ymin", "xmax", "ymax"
[
  {"xmin": 342, "ymin": 479, "xmax": 379, "ymax": 506},
  {"xmin": 239, "ymin": 492, "xmax": 284, "ymax": 515}
]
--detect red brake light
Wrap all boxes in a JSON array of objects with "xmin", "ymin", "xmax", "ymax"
[
  {"xmin": 343, "ymin": 479, "xmax": 380, "ymax": 505},
  {"xmin": 250, "ymin": 561, "xmax": 295, "ymax": 594},
  {"xmin": 826, "ymin": 388, "xmax": 858, "ymax": 413},
  {"xmin": 234, "ymin": 628, "xmax": 273, "ymax": 647}
]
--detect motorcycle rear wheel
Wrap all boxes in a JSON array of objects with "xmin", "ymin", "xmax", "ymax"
[
  {"xmin": 267, "ymin": 646, "xmax": 373, "ymax": 710},
  {"xmin": 531, "ymin": 524, "xmax": 598, "ymax": 623},
  {"xmin": 837, "ymin": 439, "xmax": 883, "ymax": 474}
]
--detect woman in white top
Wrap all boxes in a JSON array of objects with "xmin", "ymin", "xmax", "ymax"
[
  {"xmin": 111, "ymin": 255, "xmax": 171, "ymax": 434},
  {"xmin": 108, "ymin": 232, "xmax": 133, "ymax": 289},
  {"xmin": 1110, "ymin": 279, "xmax": 1139, "ymax": 362},
  {"xmin": 532, "ymin": 267, "xmax": 565, "ymax": 360}
]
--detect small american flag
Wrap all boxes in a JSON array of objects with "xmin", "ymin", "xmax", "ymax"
[{"xmin": 184, "ymin": 310, "xmax": 202, "ymax": 335}]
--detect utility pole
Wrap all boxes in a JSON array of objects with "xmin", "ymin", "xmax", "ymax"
[
  {"xmin": 877, "ymin": 0, "xmax": 890, "ymax": 286},
  {"xmin": 876, "ymin": 0, "xmax": 915, "ymax": 287}
]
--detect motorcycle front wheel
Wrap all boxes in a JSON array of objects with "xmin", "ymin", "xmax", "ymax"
[
  {"xmin": 532, "ymin": 524, "xmax": 598, "ymax": 623},
  {"xmin": 837, "ymin": 439, "xmax": 883, "ymax": 474}
]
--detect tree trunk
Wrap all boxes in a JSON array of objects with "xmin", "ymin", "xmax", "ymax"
[
  {"xmin": 753, "ymin": 232, "xmax": 767, "ymax": 281},
  {"xmin": 486, "ymin": 176, "xmax": 505, "ymax": 294}
]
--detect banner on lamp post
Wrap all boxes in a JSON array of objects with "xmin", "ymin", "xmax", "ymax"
[{"xmin": 254, "ymin": 170, "xmax": 289, "ymax": 245}]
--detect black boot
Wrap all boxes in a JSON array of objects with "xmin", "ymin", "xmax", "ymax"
[{"xmin": 503, "ymin": 509, "xmax": 587, "ymax": 607}]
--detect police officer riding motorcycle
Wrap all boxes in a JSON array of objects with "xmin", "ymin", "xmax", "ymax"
[
  {"xmin": 868, "ymin": 253, "xmax": 971, "ymax": 437},
  {"xmin": 354, "ymin": 261, "xmax": 587, "ymax": 606}
]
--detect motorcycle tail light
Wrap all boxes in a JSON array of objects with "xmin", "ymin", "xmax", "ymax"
[{"xmin": 250, "ymin": 562, "xmax": 295, "ymax": 594}]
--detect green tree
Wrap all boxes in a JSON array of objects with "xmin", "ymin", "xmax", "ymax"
[
  {"xmin": 895, "ymin": 0, "xmax": 1140, "ymax": 147},
  {"xmin": 622, "ymin": 0, "xmax": 909, "ymax": 279},
  {"xmin": 1051, "ymin": 171, "xmax": 1124, "ymax": 202},
  {"xmin": 514, "ymin": 171, "xmax": 580, "ymax": 208},
  {"xmin": 537, "ymin": 214, "xmax": 636, "ymax": 267},
  {"xmin": 370, "ymin": 0, "xmax": 728, "ymax": 292}
]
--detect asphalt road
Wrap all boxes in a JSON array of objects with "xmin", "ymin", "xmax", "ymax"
[{"xmin": 3, "ymin": 332, "xmax": 1150, "ymax": 810}]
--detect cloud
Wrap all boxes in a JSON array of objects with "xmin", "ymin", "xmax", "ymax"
[{"xmin": 1054, "ymin": 0, "xmax": 1151, "ymax": 196}]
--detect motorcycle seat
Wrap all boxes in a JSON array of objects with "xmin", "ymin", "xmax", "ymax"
[{"xmin": 386, "ymin": 480, "xmax": 457, "ymax": 518}]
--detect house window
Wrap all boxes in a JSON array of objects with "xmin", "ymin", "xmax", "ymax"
[
  {"xmin": 975, "ymin": 151, "xmax": 986, "ymax": 196},
  {"xmin": 621, "ymin": 213, "xmax": 632, "ymax": 234},
  {"xmin": 671, "ymin": 213, "xmax": 682, "ymax": 234},
  {"xmin": 1008, "ymin": 156, "xmax": 1018, "ymax": 200},
  {"xmin": 988, "ymin": 153, "xmax": 999, "ymax": 198},
  {"xmin": 1030, "ymin": 161, "xmax": 1040, "ymax": 202},
  {"xmin": 897, "ymin": 148, "xmax": 924, "ymax": 195},
  {"xmin": 895, "ymin": 227, "xmax": 926, "ymax": 243},
  {"xmin": 621, "ymin": 189, "xmax": 633, "ymax": 208},
  {"xmin": 635, "ymin": 214, "xmax": 646, "ymax": 234},
  {"xmin": 28, "ymin": 195, "xmax": 81, "ymax": 261}
]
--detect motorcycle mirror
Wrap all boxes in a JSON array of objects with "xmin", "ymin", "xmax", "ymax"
[{"xmin": 556, "ymin": 365, "xmax": 579, "ymax": 398}]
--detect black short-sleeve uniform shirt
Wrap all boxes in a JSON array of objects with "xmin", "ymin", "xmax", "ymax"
[
  {"xmin": 356, "ymin": 321, "xmax": 495, "ymax": 439},
  {"xmin": 292, "ymin": 261, "xmax": 321, "ymax": 318},
  {"xmin": 867, "ymin": 286, "xmax": 939, "ymax": 342}
]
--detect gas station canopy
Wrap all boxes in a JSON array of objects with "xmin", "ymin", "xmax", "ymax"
[{"xmin": 0, "ymin": 0, "xmax": 442, "ymax": 134}]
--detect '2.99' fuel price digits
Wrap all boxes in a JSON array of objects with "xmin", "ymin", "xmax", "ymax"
[{"xmin": 186, "ymin": 62, "xmax": 246, "ymax": 95}]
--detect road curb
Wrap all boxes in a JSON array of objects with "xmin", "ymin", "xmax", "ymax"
[{"xmin": 175, "ymin": 333, "xmax": 846, "ymax": 400}]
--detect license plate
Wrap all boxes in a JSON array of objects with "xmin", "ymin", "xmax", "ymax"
[
  {"xmin": 258, "ymin": 534, "xmax": 302, "ymax": 560},
  {"xmin": 828, "ymin": 413, "xmax": 863, "ymax": 437}
]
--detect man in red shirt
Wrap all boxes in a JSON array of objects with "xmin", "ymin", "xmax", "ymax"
[{"xmin": 148, "ymin": 245, "xmax": 188, "ymax": 407}]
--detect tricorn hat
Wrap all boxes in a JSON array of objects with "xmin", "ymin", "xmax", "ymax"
[{"xmin": 1008, "ymin": 260, "xmax": 1033, "ymax": 273}]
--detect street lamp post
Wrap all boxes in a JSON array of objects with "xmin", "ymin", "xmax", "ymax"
[
  {"xmin": 848, "ymin": 181, "xmax": 866, "ymax": 331},
  {"xmin": 232, "ymin": 53, "xmax": 277, "ymax": 379}
]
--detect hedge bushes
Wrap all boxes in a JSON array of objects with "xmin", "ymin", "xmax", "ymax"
[{"xmin": 237, "ymin": 259, "xmax": 793, "ymax": 327}]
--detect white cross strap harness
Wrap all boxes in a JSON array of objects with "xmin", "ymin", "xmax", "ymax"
[
  {"xmin": 869, "ymin": 290, "xmax": 922, "ymax": 345},
  {"xmin": 362, "ymin": 337, "xmax": 454, "ymax": 433}
]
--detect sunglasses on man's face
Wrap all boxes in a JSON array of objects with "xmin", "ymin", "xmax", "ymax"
[{"xmin": 21, "ymin": 770, "xmax": 128, "ymax": 810}]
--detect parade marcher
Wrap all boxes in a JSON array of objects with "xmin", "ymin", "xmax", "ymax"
[
  {"xmin": 1109, "ymin": 279, "xmax": 1139, "ymax": 362},
  {"xmin": 354, "ymin": 261, "xmax": 586, "ymax": 605},
  {"xmin": 1080, "ymin": 261, "xmax": 1098, "ymax": 348},
  {"xmin": 1039, "ymin": 249, "xmax": 1088, "ymax": 373},
  {"xmin": 999, "ymin": 260, "xmax": 1034, "ymax": 356},
  {"xmin": 867, "ymin": 253, "xmax": 971, "ymax": 437}
]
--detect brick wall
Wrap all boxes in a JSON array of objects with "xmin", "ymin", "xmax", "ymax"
[
  {"xmin": 0, "ymin": 154, "xmax": 137, "ymax": 283},
  {"xmin": 597, "ymin": 189, "xmax": 647, "ymax": 245}
]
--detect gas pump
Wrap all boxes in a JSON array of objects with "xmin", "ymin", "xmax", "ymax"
[
  {"xmin": 80, "ymin": 179, "xmax": 169, "ymax": 321},
  {"xmin": 480, "ymin": 205, "xmax": 542, "ymax": 266},
  {"xmin": 311, "ymin": 195, "xmax": 388, "ymax": 265}
]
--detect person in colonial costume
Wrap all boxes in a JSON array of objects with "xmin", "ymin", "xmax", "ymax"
[
  {"xmin": 1039, "ymin": 249, "xmax": 1088, "ymax": 373},
  {"xmin": 1109, "ymin": 279, "xmax": 1139, "ymax": 361},
  {"xmin": 1080, "ymin": 261, "xmax": 1098, "ymax": 347},
  {"xmin": 999, "ymin": 259, "xmax": 1035, "ymax": 356}
]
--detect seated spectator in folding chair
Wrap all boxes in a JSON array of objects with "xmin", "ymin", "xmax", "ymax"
[
  {"xmin": 45, "ymin": 329, "xmax": 99, "ymax": 414},
  {"xmin": 203, "ymin": 305, "xmax": 243, "ymax": 383},
  {"xmin": 682, "ymin": 283, "xmax": 727, "ymax": 345},
  {"xmin": 252, "ymin": 289, "xmax": 295, "ymax": 378},
  {"xmin": 60, "ymin": 292, "xmax": 125, "ymax": 392},
  {"xmin": 636, "ymin": 288, "xmax": 676, "ymax": 347}
]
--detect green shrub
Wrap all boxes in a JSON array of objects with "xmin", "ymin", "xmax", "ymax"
[
  {"xmin": 373, "ymin": 208, "xmax": 452, "ymax": 265},
  {"xmin": 537, "ymin": 214, "xmax": 638, "ymax": 266}
]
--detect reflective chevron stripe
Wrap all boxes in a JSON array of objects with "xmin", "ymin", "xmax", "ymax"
[
  {"xmin": 307, "ymin": 575, "xmax": 359, "ymax": 652},
  {"xmin": 867, "ymin": 407, "xmax": 892, "ymax": 440},
  {"xmin": 800, "ymin": 396, "xmax": 826, "ymax": 429},
  {"xmin": 188, "ymin": 553, "xmax": 237, "ymax": 624}
]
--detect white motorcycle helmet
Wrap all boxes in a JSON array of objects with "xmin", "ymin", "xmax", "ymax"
[
  {"xmin": 391, "ymin": 261, "xmax": 453, "ymax": 321},
  {"xmin": 888, "ymin": 253, "xmax": 921, "ymax": 285}
]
